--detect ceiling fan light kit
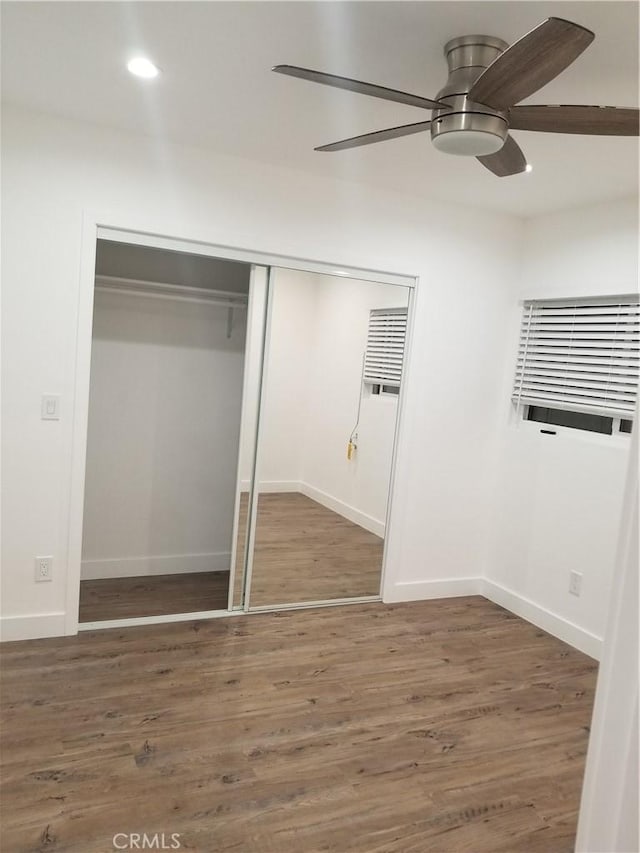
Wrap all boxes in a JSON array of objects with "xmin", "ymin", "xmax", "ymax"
[
  {"xmin": 273, "ymin": 17, "xmax": 639, "ymax": 177},
  {"xmin": 430, "ymin": 35, "xmax": 509, "ymax": 156}
]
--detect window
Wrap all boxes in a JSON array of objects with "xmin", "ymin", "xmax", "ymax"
[
  {"xmin": 364, "ymin": 308, "xmax": 407, "ymax": 390},
  {"xmin": 513, "ymin": 296, "xmax": 639, "ymax": 428},
  {"xmin": 526, "ymin": 405, "xmax": 614, "ymax": 435},
  {"xmin": 371, "ymin": 384, "xmax": 400, "ymax": 396}
]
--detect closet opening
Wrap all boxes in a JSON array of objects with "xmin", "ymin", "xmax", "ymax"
[
  {"xmin": 79, "ymin": 240, "xmax": 254, "ymax": 624},
  {"xmin": 70, "ymin": 218, "xmax": 417, "ymax": 633}
]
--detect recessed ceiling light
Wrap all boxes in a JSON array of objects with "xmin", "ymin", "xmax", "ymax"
[
  {"xmin": 525, "ymin": 163, "xmax": 533, "ymax": 173},
  {"xmin": 127, "ymin": 57, "xmax": 160, "ymax": 79}
]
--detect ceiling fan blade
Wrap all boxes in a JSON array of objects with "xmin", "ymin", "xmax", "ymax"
[
  {"xmin": 469, "ymin": 18, "xmax": 594, "ymax": 111},
  {"xmin": 315, "ymin": 121, "xmax": 432, "ymax": 152},
  {"xmin": 509, "ymin": 105, "xmax": 639, "ymax": 136},
  {"xmin": 273, "ymin": 65, "xmax": 450, "ymax": 111},
  {"xmin": 477, "ymin": 134, "xmax": 528, "ymax": 177}
]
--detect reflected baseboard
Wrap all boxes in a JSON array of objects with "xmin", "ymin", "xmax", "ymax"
[
  {"xmin": 80, "ymin": 551, "xmax": 231, "ymax": 580},
  {"xmin": 243, "ymin": 480, "xmax": 385, "ymax": 538},
  {"xmin": 298, "ymin": 482, "xmax": 384, "ymax": 538},
  {"xmin": 251, "ymin": 480, "xmax": 300, "ymax": 493}
]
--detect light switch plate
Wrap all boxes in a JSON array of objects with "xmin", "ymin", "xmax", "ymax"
[
  {"xmin": 41, "ymin": 395, "xmax": 60, "ymax": 420},
  {"xmin": 569, "ymin": 570, "xmax": 582, "ymax": 597}
]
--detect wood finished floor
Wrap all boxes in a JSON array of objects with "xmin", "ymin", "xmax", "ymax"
[
  {"xmin": 79, "ymin": 572, "xmax": 230, "ymax": 622},
  {"xmin": 237, "ymin": 492, "xmax": 384, "ymax": 607},
  {"xmin": 1, "ymin": 597, "xmax": 597, "ymax": 853},
  {"xmin": 80, "ymin": 493, "xmax": 382, "ymax": 622}
]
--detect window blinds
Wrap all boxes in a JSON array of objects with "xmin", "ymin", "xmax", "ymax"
[
  {"xmin": 513, "ymin": 296, "xmax": 640, "ymax": 417},
  {"xmin": 364, "ymin": 307, "xmax": 407, "ymax": 388}
]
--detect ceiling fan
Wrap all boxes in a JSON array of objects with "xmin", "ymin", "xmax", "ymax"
[{"xmin": 273, "ymin": 17, "xmax": 639, "ymax": 177}]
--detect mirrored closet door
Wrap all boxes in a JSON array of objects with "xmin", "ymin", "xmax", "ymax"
[
  {"xmin": 79, "ymin": 240, "xmax": 264, "ymax": 623},
  {"xmin": 79, "ymin": 242, "xmax": 411, "ymax": 622},
  {"xmin": 243, "ymin": 268, "xmax": 410, "ymax": 609}
]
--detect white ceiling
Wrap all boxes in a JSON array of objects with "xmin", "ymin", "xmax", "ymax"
[{"xmin": 2, "ymin": 1, "xmax": 638, "ymax": 216}]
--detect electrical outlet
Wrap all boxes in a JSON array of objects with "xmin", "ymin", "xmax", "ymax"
[
  {"xmin": 35, "ymin": 556, "xmax": 53, "ymax": 582},
  {"xmin": 569, "ymin": 570, "xmax": 582, "ymax": 597}
]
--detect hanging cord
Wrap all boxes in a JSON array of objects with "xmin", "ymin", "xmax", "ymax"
[{"xmin": 348, "ymin": 353, "xmax": 366, "ymax": 460}]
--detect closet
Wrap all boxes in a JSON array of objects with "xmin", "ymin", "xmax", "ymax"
[
  {"xmin": 77, "ymin": 236, "xmax": 413, "ymax": 626},
  {"xmin": 79, "ymin": 240, "xmax": 251, "ymax": 622}
]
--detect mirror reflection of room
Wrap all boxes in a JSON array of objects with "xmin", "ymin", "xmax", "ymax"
[
  {"xmin": 79, "ymin": 241, "xmax": 251, "ymax": 622},
  {"xmin": 247, "ymin": 269, "xmax": 409, "ymax": 608}
]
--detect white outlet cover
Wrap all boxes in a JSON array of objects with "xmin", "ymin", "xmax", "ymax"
[{"xmin": 35, "ymin": 556, "xmax": 53, "ymax": 582}]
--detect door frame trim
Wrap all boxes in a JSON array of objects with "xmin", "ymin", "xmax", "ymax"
[{"xmin": 67, "ymin": 211, "xmax": 418, "ymax": 634}]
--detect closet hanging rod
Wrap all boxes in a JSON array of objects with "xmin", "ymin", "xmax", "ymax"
[{"xmin": 94, "ymin": 275, "xmax": 248, "ymax": 307}]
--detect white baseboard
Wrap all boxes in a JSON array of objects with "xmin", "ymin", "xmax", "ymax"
[
  {"xmin": 247, "ymin": 480, "xmax": 385, "ymax": 537},
  {"xmin": 481, "ymin": 579, "xmax": 602, "ymax": 660},
  {"xmin": 256, "ymin": 480, "xmax": 300, "ymax": 494},
  {"xmin": 0, "ymin": 612, "xmax": 67, "ymax": 643},
  {"xmin": 299, "ymin": 482, "xmax": 385, "ymax": 538},
  {"xmin": 80, "ymin": 551, "xmax": 231, "ymax": 580},
  {"xmin": 383, "ymin": 577, "xmax": 483, "ymax": 603},
  {"xmin": 0, "ymin": 579, "xmax": 604, "ymax": 660}
]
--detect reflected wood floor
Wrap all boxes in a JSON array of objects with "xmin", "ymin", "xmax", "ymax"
[
  {"xmin": 238, "ymin": 492, "xmax": 384, "ymax": 607},
  {"xmin": 1, "ymin": 597, "xmax": 597, "ymax": 853},
  {"xmin": 79, "ymin": 572, "xmax": 229, "ymax": 622},
  {"xmin": 80, "ymin": 493, "xmax": 382, "ymax": 622}
]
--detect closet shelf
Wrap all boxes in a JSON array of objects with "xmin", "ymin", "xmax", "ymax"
[{"xmin": 94, "ymin": 275, "xmax": 248, "ymax": 308}]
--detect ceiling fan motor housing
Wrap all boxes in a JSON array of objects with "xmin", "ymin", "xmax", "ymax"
[{"xmin": 431, "ymin": 35, "xmax": 510, "ymax": 156}]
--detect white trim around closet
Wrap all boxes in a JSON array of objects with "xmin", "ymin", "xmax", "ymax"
[
  {"xmin": 96, "ymin": 225, "xmax": 416, "ymax": 289},
  {"xmin": 66, "ymin": 210, "xmax": 418, "ymax": 635},
  {"xmin": 78, "ymin": 595, "xmax": 383, "ymax": 633}
]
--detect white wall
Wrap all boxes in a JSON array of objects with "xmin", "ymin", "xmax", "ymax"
[
  {"xmin": 576, "ymin": 420, "xmax": 638, "ymax": 853},
  {"xmin": 0, "ymin": 105, "xmax": 523, "ymax": 639},
  {"xmin": 483, "ymin": 198, "xmax": 638, "ymax": 658},
  {"xmin": 80, "ymin": 288, "xmax": 246, "ymax": 579},
  {"xmin": 254, "ymin": 268, "xmax": 407, "ymax": 536},
  {"xmin": 517, "ymin": 198, "xmax": 639, "ymax": 300}
]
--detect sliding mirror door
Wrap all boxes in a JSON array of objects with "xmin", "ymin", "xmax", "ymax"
[
  {"xmin": 246, "ymin": 268, "xmax": 410, "ymax": 608},
  {"xmin": 230, "ymin": 266, "xmax": 269, "ymax": 609},
  {"xmin": 80, "ymin": 239, "xmax": 265, "ymax": 623}
]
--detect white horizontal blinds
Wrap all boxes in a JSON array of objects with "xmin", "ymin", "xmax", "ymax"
[
  {"xmin": 364, "ymin": 307, "xmax": 407, "ymax": 388},
  {"xmin": 513, "ymin": 296, "xmax": 640, "ymax": 417}
]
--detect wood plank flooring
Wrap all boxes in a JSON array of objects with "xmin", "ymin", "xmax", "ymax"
[
  {"xmin": 80, "ymin": 493, "xmax": 382, "ymax": 621},
  {"xmin": 1, "ymin": 597, "xmax": 597, "ymax": 852},
  {"xmin": 79, "ymin": 572, "xmax": 229, "ymax": 622},
  {"xmin": 238, "ymin": 492, "xmax": 384, "ymax": 607}
]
